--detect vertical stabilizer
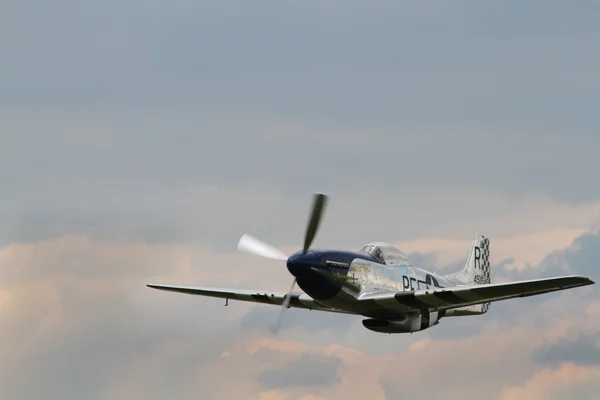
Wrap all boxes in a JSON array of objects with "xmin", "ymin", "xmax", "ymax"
[
  {"xmin": 463, "ymin": 234, "xmax": 491, "ymax": 285},
  {"xmin": 444, "ymin": 234, "xmax": 491, "ymax": 316}
]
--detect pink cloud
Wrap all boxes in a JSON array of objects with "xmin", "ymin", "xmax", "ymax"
[
  {"xmin": 500, "ymin": 363, "xmax": 600, "ymax": 400},
  {"xmin": 0, "ymin": 228, "xmax": 598, "ymax": 398}
]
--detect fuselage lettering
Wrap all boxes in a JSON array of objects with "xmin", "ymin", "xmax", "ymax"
[
  {"xmin": 402, "ymin": 276, "xmax": 410, "ymax": 291},
  {"xmin": 409, "ymin": 277, "xmax": 417, "ymax": 291},
  {"xmin": 401, "ymin": 274, "xmax": 445, "ymax": 292}
]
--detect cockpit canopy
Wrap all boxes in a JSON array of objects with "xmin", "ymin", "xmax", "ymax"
[{"xmin": 358, "ymin": 242, "xmax": 409, "ymax": 266}]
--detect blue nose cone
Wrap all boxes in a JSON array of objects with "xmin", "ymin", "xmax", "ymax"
[{"xmin": 286, "ymin": 250, "xmax": 321, "ymax": 277}]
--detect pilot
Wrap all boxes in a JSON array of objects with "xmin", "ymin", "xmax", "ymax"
[
  {"xmin": 370, "ymin": 246, "xmax": 385, "ymax": 264},
  {"xmin": 360, "ymin": 245, "xmax": 385, "ymax": 264},
  {"xmin": 368, "ymin": 246, "xmax": 385, "ymax": 264}
]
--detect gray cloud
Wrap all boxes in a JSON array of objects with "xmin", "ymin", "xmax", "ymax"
[
  {"xmin": 560, "ymin": 233, "xmax": 600, "ymax": 278},
  {"xmin": 1, "ymin": 225, "xmax": 599, "ymax": 399},
  {"xmin": 415, "ymin": 231, "xmax": 599, "ymax": 342},
  {"xmin": 532, "ymin": 334, "xmax": 600, "ymax": 367},
  {"xmin": 241, "ymin": 306, "xmax": 356, "ymax": 335},
  {"xmin": 496, "ymin": 232, "xmax": 598, "ymax": 304},
  {"xmin": 403, "ymin": 251, "xmax": 441, "ymax": 270},
  {"xmin": 257, "ymin": 353, "xmax": 341, "ymax": 391},
  {"xmin": 498, "ymin": 231, "xmax": 600, "ymax": 286},
  {"xmin": 0, "ymin": 237, "xmax": 277, "ymax": 399}
]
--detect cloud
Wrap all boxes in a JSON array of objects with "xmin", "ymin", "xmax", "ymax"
[
  {"xmin": 0, "ymin": 234, "xmax": 290, "ymax": 399},
  {"xmin": 532, "ymin": 335, "xmax": 600, "ymax": 367},
  {"xmin": 241, "ymin": 307, "xmax": 357, "ymax": 336},
  {"xmin": 499, "ymin": 363, "xmax": 600, "ymax": 400},
  {"xmin": 394, "ymin": 227, "xmax": 592, "ymax": 273},
  {"xmin": 257, "ymin": 353, "xmax": 341, "ymax": 390},
  {"xmin": 379, "ymin": 323, "xmax": 543, "ymax": 399},
  {"xmin": 427, "ymin": 232, "xmax": 600, "ymax": 341},
  {"xmin": 1, "ymin": 225, "xmax": 599, "ymax": 399}
]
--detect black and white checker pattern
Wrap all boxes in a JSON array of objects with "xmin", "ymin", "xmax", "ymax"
[
  {"xmin": 479, "ymin": 236, "xmax": 491, "ymax": 313},
  {"xmin": 479, "ymin": 236, "xmax": 491, "ymax": 284}
]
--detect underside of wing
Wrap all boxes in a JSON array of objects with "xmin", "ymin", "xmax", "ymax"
[
  {"xmin": 146, "ymin": 284, "xmax": 352, "ymax": 314},
  {"xmin": 357, "ymin": 275, "xmax": 594, "ymax": 313}
]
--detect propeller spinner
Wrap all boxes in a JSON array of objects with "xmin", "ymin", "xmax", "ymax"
[{"xmin": 236, "ymin": 193, "xmax": 329, "ymax": 334}]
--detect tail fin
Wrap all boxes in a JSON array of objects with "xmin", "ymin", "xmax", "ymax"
[
  {"xmin": 444, "ymin": 234, "xmax": 491, "ymax": 316},
  {"xmin": 463, "ymin": 234, "xmax": 491, "ymax": 286}
]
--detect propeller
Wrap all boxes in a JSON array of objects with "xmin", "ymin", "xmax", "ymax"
[
  {"xmin": 237, "ymin": 193, "xmax": 329, "ymax": 334},
  {"xmin": 303, "ymin": 193, "xmax": 328, "ymax": 253},
  {"xmin": 237, "ymin": 234, "xmax": 288, "ymax": 261},
  {"xmin": 270, "ymin": 277, "xmax": 297, "ymax": 334}
]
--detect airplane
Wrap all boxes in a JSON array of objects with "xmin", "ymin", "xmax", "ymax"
[{"xmin": 147, "ymin": 193, "xmax": 595, "ymax": 334}]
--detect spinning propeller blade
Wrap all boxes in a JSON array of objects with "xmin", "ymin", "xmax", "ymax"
[
  {"xmin": 237, "ymin": 193, "xmax": 329, "ymax": 334},
  {"xmin": 270, "ymin": 278, "xmax": 297, "ymax": 334},
  {"xmin": 237, "ymin": 234, "xmax": 288, "ymax": 261},
  {"xmin": 303, "ymin": 193, "xmax": 328, "ymax": 253}
]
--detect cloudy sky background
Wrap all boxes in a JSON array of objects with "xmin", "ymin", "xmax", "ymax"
[{"xmin": 1, "ymin": 1, "xmax": 600, "ymax": 399}]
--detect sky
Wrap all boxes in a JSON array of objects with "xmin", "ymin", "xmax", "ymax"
[{"xmin": 1, "ymin": 1, "xmax": 600, "ymax": 399}]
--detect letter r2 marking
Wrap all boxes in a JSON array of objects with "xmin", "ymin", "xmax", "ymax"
[{"xmin": 474, "ymin": 246, "xmax": 481, "ymax": 270}]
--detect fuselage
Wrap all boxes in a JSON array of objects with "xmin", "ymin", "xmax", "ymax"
[{"xmin": 286, "ymin": 249, "xmax": 463, "ymax": 318}]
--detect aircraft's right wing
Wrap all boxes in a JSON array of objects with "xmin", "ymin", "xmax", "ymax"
[
  {"xmin": 356, "ymin": 275, "xmax": 594, "ymax": 313},
  {"xmin": 146, "ymin": 284, "xmax": 354, "ymax": 314}
]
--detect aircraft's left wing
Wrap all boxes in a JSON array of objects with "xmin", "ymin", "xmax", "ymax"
[
  {"xmin": 356, "ymin": 275, "xmax": 594, "ymax": 313},
  {"xmin": 146, "ymin": 284, "xmax": 352, "ymax": 314}
]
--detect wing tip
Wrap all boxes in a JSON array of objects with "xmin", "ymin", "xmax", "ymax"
[
  {"xmin": 569, "ymin": 275, "xmax": 595, "ymax": 285},
  {"xmin": 147, "ymin": 283, "xmax": 165, "ymax": 290}
]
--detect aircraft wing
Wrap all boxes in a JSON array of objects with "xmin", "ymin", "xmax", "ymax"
[
  {"xmin": 356, "ymin": 275, "xmax": 594, "ymax": 313},
  {"xmin": 146, "ymin": 284, "xmax": 352, "ymax": 314}
]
